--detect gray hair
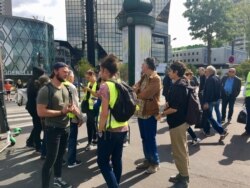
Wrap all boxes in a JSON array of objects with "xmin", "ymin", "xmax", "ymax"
[
  {"xmin": 68, "ymin": 70, "xmax": 74, "ymax": 77},
  {"xmin": 206, "ymin": 65, "xmax": 217, "ymax": 75}
]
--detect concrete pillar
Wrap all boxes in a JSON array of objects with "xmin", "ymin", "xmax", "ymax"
[{"xmin": 117, "ymin": 0, "xmax": 155, "ymax": 85}]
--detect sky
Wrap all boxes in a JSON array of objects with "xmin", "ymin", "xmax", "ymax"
[{"xmin": 12, "ymin": 0, "xmax": 204, "ymax": 48}]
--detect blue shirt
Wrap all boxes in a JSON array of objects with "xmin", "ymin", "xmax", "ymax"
[{"xmin": 224, "ymin": 77, "xmax": 234, "ymax": 95}]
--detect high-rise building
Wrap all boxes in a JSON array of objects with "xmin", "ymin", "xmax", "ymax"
[
  {"xmin": 0, "ymin": 0, "xmax": 12, "ymax": 16},
  {"xmin": 65, "ymin": 0, "xmax": 171, "ymax": 65}
]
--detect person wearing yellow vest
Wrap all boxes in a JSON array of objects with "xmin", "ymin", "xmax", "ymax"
[
  {"xmin": 243, "ymin": 71, "xmax": 250, "ymax": 135},
  {"xmin": 97, "ymin": 54, "xmax": 128, "ymax": 188},
  {"xmin": 65, "ymin": 70, "xmax": 84, "ymax": 168},
  {"xmin": 83, "ymin": 69, "xmax": 98, "ymax": 150}
]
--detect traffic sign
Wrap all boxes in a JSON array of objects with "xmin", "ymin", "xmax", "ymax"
[{"xmin": 229, "ymin": 55, "xmax": 234, "ymax": 63}]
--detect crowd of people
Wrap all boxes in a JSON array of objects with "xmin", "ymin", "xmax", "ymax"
[{"xmin": 20, "ymin": 55, "xmax": 250, "ymax": 188}]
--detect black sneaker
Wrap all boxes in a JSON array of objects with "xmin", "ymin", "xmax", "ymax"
[
  {"xmin": 53, "ymin": 177, "xmax": 72, "ymax": 188},
  {"xmin": 219, "ymin": 130, "xmax": 229, "ymax": 142},
  {"xmin": 169, "ymin": 174, "xmax": 189, "ymax": 183},
  {"xmin": 68, "ymin": 160, "xmax": 82, "ymax": 169}
]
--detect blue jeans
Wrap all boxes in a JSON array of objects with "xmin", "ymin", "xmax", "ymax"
[
  {"xmin": 68, "ymin": 122, "xmax": 78, "ymax": 164},
  {"xmin": 138, "ymin": 116, "xmax": 160, "ymax": 165},
  {"xmin": 42, "ymin": 127, "xmax": 69, "ymax": 188},
  {"xmin": 212, "ymin": 100, "xmax": 221, "ymax": 124},
  {"xmin": 97, "ymin": 131, "xmax": 127, "ymax": 188},
  {"xmin": 203, "ymin": 101, "xmax": 224, "ymax": 135}
]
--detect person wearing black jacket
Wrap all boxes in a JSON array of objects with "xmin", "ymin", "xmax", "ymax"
[
  {"xmin": 198, "ymin": 67, "xmax": 206, "ymax": 104},
  {"xmin": 25, "ymin": 66, "xmax": 45, "ymax": 152},
  {"xmin": 157, "ymin": 61, "xmax": 189, "ymax": 188},
  {"xmin": 202, "ymin": 66, "xmax": 228, "ymax": 142},
  {"xmin": 220, "ymin": 68, "xmax": 241, "ymax": 123},
  {"xmin": 162, "ymin": 69, "xmax": 172, "ymax": 102}
]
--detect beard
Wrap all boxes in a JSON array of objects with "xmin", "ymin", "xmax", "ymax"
[{"xmin": 56, "ymin": 74, "xmax": 65, "ymax": 82}]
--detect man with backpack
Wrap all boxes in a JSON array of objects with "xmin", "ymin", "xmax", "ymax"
[
  {"xmin": 97, "ymin": 54, "xmax": 129, "ymax": 188},
  {"xmin": 157, "ymin": 61, "xmax": 189, "ymax": 188},
  {"xmin": 134, "ymin": 57, "xmax": 161, "ymax": 174},
  {"xmin": 37, "ymin": 62, "xmax": 80, "ymax": 188}
]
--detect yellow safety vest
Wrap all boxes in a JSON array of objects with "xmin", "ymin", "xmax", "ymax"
[
  {"xmin": 246, "ymin": 72, "xmax": 250, "ymax": 97},
  {"xmin": 82, "ymin": 82, "xmax": 97, "ymax": 110},
  {"xmin": 98, "ymin": 81, "xmax": 128, "ymax": 129}
]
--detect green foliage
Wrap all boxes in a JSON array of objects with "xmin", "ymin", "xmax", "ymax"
[
  {"xmin": 119, "ymin": 63, "xmax": 128, "ymax": 82},
  {"xmin": 183, "ymin": 0, "xmax": 237, "ymax": 64},
  {"xmin": 77, "ymin": 58, "xmax": 93, "ymax": 77},
  {"xmin": 186, "ymin": 64, "xmax": 198, "ymax": 76},
  {"xmin": 233, "ymin": 1, "xmax": 250, "ymax": 56},
  {"xmin": 234, "ymin": 60, "xmax": 250, "ymax": 80}
]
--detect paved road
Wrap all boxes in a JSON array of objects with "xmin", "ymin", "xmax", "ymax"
[{"xmin": 0, "ymin": 98, "xmax": 250, "ymax": 188}]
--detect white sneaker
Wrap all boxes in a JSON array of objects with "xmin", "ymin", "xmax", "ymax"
[
  {"xmin": 68, "ymin": 160, "xmax": 82, "ymax": 169},
  {"xmin": 191, "ymin": 138, "xmax": 201, "ymax": 145}
]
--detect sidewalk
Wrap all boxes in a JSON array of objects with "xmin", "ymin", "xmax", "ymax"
[{"xmin": 0, "ymin": 99, "xmax": 249, "ymax": 188}]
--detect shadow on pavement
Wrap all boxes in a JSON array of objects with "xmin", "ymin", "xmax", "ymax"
[
  {"xmin": 219, "ymin": 134, "xmax": 250, "ymax": 165},
  {"xmin": 0, "ymin": 147, "xmax": 43, "ymax": 188}
]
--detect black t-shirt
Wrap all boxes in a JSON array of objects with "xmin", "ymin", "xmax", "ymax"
[{"xmin": 167, "ymin": 79, "xmax": 188, "ymax": 129}]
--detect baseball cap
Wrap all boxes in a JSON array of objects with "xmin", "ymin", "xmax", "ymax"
[{"xmin": 53, "ymin": 62, "xmax": 68, "ymax": 70}]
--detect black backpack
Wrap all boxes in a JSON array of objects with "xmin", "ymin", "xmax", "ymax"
[
  {"xmin": 185, "ymin": 86, "xmax": 202, "ymax": 125},
  {"xmin": 108, "ymin": 80, "xmax": 137, "ymax": 122}
]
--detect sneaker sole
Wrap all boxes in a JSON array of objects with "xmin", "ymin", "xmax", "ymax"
[{"xmin": 68, "ymin": 164, "xmax": 82, "ymax": 169}]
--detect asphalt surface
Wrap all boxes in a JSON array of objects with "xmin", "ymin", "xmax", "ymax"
[{"xmin": 0, "ymin": 97, "xmax": 250, "ymax": 188}]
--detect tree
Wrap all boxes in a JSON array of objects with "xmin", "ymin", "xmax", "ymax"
[
  {"xmin": 77, "ymin": 58, "xmax": 93, "ymax": 78},
  {"xmin": 233, "ymin": 0, "xmax": 250, "ymax": 57},
  {"xmin": 183, "ymin": 0, "xmax": 237, "ymax": 65},
  {"xmin": 234, "ymin": 60, "xmax": 250, "ymax": 80}
]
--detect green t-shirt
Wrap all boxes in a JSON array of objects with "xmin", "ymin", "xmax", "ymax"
[{"xmin": 37, "ymin": 84, "xmax": 70, "ymax": 128}]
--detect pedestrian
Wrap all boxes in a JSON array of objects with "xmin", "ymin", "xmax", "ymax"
[
  {"xmin": 82, "ymin": 69, "xmax": 98, "ymax": 150},
  {"xmin": 242, "ymin": 71, "xmax": 250, "ymax": 136},
  {"xmin": 202, "ymin": 66, "xmax": 228, "ymax": 141},
  {"xmin": 4, "ymin": 81, "xmax": 12, "ymax": 101},
  {"xmin": 185, "ymin": 69, "xmax": 199, "ymax": 87},
  {"xmin": 220, "ymin": 68, "xmax": 241, "ymax": 123},
  {"xmin": 198, "ymin": 67, "xmax": 206, "ymax": 104},
  {"xmin": 96, "ymin": 54, "xmax": 128, "ymax": 188},
  {"xmin": 38, "ymin": 75, "xmax": 51, "ymax": 160},
  {"xmin": 157, "ymin": 61, "xmax": 190, "ymax": 188},
  {"xmin": 14, "ymin": 79, "xmax": 24, "ymax": 103},
  {"xmin": 16, "ymin": 79, "xmax": 24, "ymax": 89},
  {"xmin": 185, "ymin": 71, "xmax": 201, "ymax": 145},
  {"xmin": 25, "ymin": 66, "xmax": 45, "ymax": 153},
  {"xmin": 37, "ymin": 62, "xmax": 80, "ymax": 188},
  {"xmin": 134, "ymin": 57, "xmax": 161, "ymax": 174},
  {"xmin": 162, "ymin": 68, "xmax": 172, "ymax": 103},
  {"xmin": 66, "ymin": 70, "xmax": 84, "ymax": 168}
]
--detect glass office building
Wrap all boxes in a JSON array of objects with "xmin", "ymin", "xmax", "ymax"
[
  {"xmin": 66, "ymin": 0, "xmax": 171, "ymax": 64},
  {"xmin": 0, "ymin": 15, "xmax": 54, "ymax": 76}
]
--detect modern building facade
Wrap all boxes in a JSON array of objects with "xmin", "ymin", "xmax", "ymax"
[
  {"xmin": 65, "ymin": 0, "xmax": 171, "ymax": 66},
  {"xmin": 0, "ymin": 0, "xmax": 12, "ymax": 16},
  {"xmin": 0, "ymin": 15, "xmax": 54, "ymax": 76},
  {"xmin": 172, "ymin": 46, "xmax": 248, "ymax": 67}
]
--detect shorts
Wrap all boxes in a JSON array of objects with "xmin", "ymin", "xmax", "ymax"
[{"xmin": 6, "ymin": 91, "xmax": 11, "ymax": 94}]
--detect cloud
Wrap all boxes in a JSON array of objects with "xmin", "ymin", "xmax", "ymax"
[{"xmin": 12, "ymin": 0, "xmax": 40, "ymax": 8}]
